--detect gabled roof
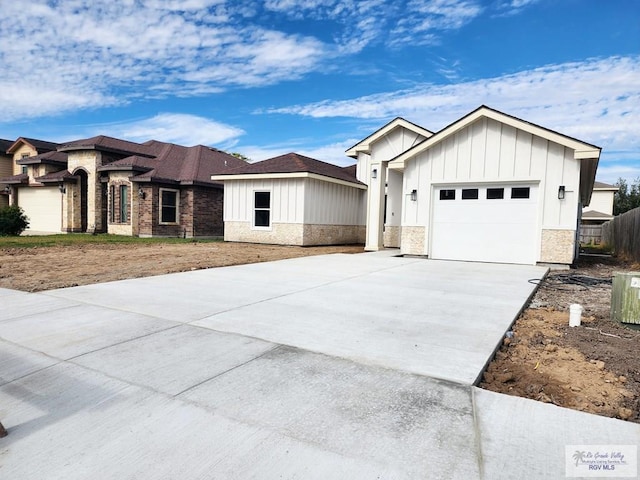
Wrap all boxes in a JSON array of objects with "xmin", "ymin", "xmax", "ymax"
[
  {"xmin": 7, "ymin": 137, "xmax": 60, "ymax": 155},
  {"xmin": 58, "ymin": 135, "xmax": 155, "ymax": 157},
  {"xmin": 593, "ymin": 181, "xmax": 617, "ymax": 190},
  {"xmin": 345, "ymin": 117, "xmax": 433, "ymax": 158},
  {"xmin": 99, "ymin": 142, "xmax": 245, "ymax": 187},
  {"xmin": 390, "ymin": 105, "xmax": 601, "ymax": 168},
  {"xmin": 16, "ymin": 150, "xmax": 68, "ymax": 166},
  {"xmin": 388, "ymin": 105, "xmax": 601, "ymax": 205},
  {"xmin": 211, "ymin": 152, "xmax": 365, "ymax": 188}
]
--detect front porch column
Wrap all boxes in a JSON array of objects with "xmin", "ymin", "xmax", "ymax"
[{"xmin": 365, "ymin": 161, "xmax": 387, "ymax": 251}]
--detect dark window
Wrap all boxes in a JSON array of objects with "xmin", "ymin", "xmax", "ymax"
[
  {"xmin": 161, "ymin": 189, "xmax": 178, "ymax": 223},
  {"xmin": 439, "ymin": 189, "xmax": 456, "ymax": 200},
  {"xmin": 119, "ymin": 185, "xmax": 128, "ymax": 222},
  {"xmin": 461, "ymin": 188, "xmax": 479, "ymax": 200},
  {"xmin": 487, "ymin": 188, "xmax": 504, "ymax": 199},
  {"xmin": 109, "ymin": 185, "xmax": 115, "ymax": 222},
  {"xmin": 21, "ymin": 165, "xmax": 28, "ymax": 174},
  {"xmin": 254, "ymin": 191, "xmax": 271, "ymax": 227},
  {"xmin": 511, "ymin": 187, "xmax": 530, "ymax": 199}
]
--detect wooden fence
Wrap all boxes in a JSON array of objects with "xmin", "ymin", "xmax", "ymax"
[
  {"xmin": 579, "ymin": 225, "xmax": 603, "ymax": 245},
  {"xmin": 601, "ymin": 207, "xmax": 640, "ymax": 262}
]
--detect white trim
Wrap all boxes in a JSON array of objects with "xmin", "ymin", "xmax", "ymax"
[
  {"xmin": 389, "ymin": 106, "xmax": 601, "ymax": 170},
  {"xmin": 211, "ymin": 172, "xmax": 366, "ymax": 190},
  {"xmin": 159, "ymin": 187, "xmax": 179, "ymax": 225},
  {"xmin": 345, "ymin": 118, "xmax": 433, "ymax": 157}
]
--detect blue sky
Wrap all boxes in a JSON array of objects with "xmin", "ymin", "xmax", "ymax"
[{"xmin": 1, "ymin": 0, "xmax": 638, "ymax": 184}]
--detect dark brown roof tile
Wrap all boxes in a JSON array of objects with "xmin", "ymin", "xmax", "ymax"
[{"xmin": 218, "ymin": 152, "xmax": 363, "ymax": 185}]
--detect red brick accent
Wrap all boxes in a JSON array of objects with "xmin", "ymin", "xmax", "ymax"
[{"xmin": 135, "ymin": 184, "xmax": 224, "ymax": 237}]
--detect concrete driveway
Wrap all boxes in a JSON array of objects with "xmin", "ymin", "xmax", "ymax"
[{"xmin": 1, "ymin": 252, "xmax": 638, "ymax": 479}]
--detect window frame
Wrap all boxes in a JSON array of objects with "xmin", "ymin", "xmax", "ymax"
[
  {"xmin": 253, "ymin": 190, "xmax": 271, "ymax": 229},
  {"xmin": 439, "ymin": 189, "xmax": 456, "ymax": 201},
  {"xmin": 486, "ymin": 187, "xmax": 505, "ymax": 200},
  {"xmin": 461, "ymin": 188, "xmax": 479, "ymax": 200},
  {"xmin": 511, "ymin": 187, "xmax": 531, "ymax": 199},
  {"xmin": 109, "ymin": 185, "xmax": 115, "ymax": 222},
  {"xmin": 119, "ymin": 184, "xmax": 129, "ymax": 223},
  {"xmin": 159, "ymin": 188, "xmax": 180, "ymax": 225}
]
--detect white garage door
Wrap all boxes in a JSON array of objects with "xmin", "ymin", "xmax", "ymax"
[
  {"xmin": 431, "ymin": 184, "xmax": 538, "ymax": 264},
  {"xmin": 18, "ymin": 187, "xmax": 62, "ymax": 233}
]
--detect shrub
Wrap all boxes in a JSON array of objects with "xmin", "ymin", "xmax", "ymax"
[{"xmin": 0, "ymin": 205, "xmax": 30, "ymax": 236}]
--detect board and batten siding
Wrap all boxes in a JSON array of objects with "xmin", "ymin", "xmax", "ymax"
[
  {"xmin": 223, "ymin": 177, "xmax": 365, "ymax": 226},
  {"xmin": 223, "ymin": 178, "xmax": 305, "ymax": 224},
  {"xmin": 304, "ymin": 178, "xmax": 365, "ymax": 226},
  {"xmin": 402, "ymin": 117, "xmax": 581, "ymax": 231},
  {"xmin": 370, "ymin": 127, "xmax": 426, "ymax": 163}
]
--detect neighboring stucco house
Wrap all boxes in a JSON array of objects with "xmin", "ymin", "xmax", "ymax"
[
  {"xmin": 1, "ymin": 135, "xmax": 245, "ymax": 236},
  {"xmin": 348, "ymin": 105, "xmax": 601, "ymax": 265},
  {"xmin": 211, "ymin": 152, "xmax": 366, "ymax": 246},
  {"xmin": 7, "ymin": 137, "xmax": 60, "ymax": 175}
]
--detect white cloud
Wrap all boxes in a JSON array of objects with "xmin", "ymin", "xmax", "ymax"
[
  {"xmin": 236, "ymin": 138, "xmax": 356, "ymax": 166},
  {"xmin": 0, "ymin": 0, "xmax": 491, "ymax": 121},
  {"xmin": 0, "ymin": 1, "xmax": 327, "ymax": 121},
  {"xmin": 269, "ymin": 56, "xmax": 640, "ymax": 157},
  {"xmin": 592, "ymin": 163, "xmax": 640, "ymax": 186},
  {"xmin": 390, "ymin": 0, "xmax": 483, "ymax": 46},
  {"xmin": 99, "ymin": 113, "xmax": 245, "ymax": 147},
  {"xmin": 496, "ymin": 0, "xmax": 541, "ymax": 16}
]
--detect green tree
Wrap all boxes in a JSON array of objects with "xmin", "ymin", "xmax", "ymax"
[
  {"xmin": 0, "ymin": 205, "xmax": 29, "ymax": 236},
  {"xmin": 613, "ymin": 177, "xmax": 640, "ymax": 215},
  {"xmin": 231, "ymin": 152, "xmax": 250, "ymax": 162}
]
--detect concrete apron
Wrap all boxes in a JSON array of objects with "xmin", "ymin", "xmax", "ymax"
[{"xmin": 0, "ymin": 253, "xmax": 638, "ymax": 479}]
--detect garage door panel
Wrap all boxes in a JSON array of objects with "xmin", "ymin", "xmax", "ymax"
[
  {"xmin": 431, "ymin": 185, "xmax": 537, "ymax": 265},
  {"xmin": 18, "ymin": 187, "xmax": 62, "ymax": 233}
]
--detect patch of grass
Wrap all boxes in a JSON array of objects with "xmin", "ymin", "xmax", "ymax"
[
  {"xmin": 0, "ymin": 234, "xmax": 222, "ymax": 249},
  {"xmin": 580, "ymin": 242, "xmax": 613, "ymax": 255}
]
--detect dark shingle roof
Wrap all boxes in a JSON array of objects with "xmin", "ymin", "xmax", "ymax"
[
  {"xmin": 0, "ymin": 173, "xmax": 28, "ymax": 184},
  {"xmin": 16, "ymin": 150, "xmax": 68, "ymax": 166},
  {"xmin": 36, "ymin": 170, "xmax": 77, "ymax": 183},
  {"xmin": 99, "ymin": 142, "xmax": 246, "ymax": 186},
  {"xmin": 58, "ymin": 135, "xmax": 155, "ymax": 157},
  {"xmin": 7, "ymin": 137, "xmax": 60, "ymax": 154},
  {"xmin": 0, "ymin": 138, "xmax": 14, "ymax": 154},
  {"xmin": 218, "ymin": 153, "xmax": 363, "ymax": 185}
]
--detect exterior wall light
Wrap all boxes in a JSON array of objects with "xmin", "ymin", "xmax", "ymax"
[
  {"xmin": 58, "ymin": 184, "xmax": 66, "ymax": 194},
  {"xmin": 138, "ymin": 188, "xmax": 146, "ymax": 199},
  {"xmin": 3, "ymin": 185, "xmax": 10, "ymax": 194},
  {"xmin": 371, "ymin": 168, "xmax": 377, "ymax": 179},
  {"xmin": 410, "ymin": 189, "xmax": 417, "ymax": 201},
  {"xmin": 558, "ymin": 185, "xmax": 565, "ymax": 200}
]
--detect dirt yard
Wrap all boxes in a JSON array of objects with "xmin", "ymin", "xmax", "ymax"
[
  {"xmin": 481, "ymin": 255, "xmax": 640, "ymax": 424},
  {"xmin": 0, "ymin": 242, "xmax": 364, "ymax": 292},
  {"xmin": 1, "ymin": 240, "xmax": 638, "ymax": 423}
]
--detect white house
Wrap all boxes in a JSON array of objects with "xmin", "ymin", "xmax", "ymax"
[
  {"xmin": 348, "ymin": 105, "xmax": 601, "ymax": 265},
  {"xmin": 211, "ymin": 152, "xmax": 366, "ymax": 246},
  {"xmin": 582, "ymin": 181, "xmax": 617, "ymax": 224}
]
